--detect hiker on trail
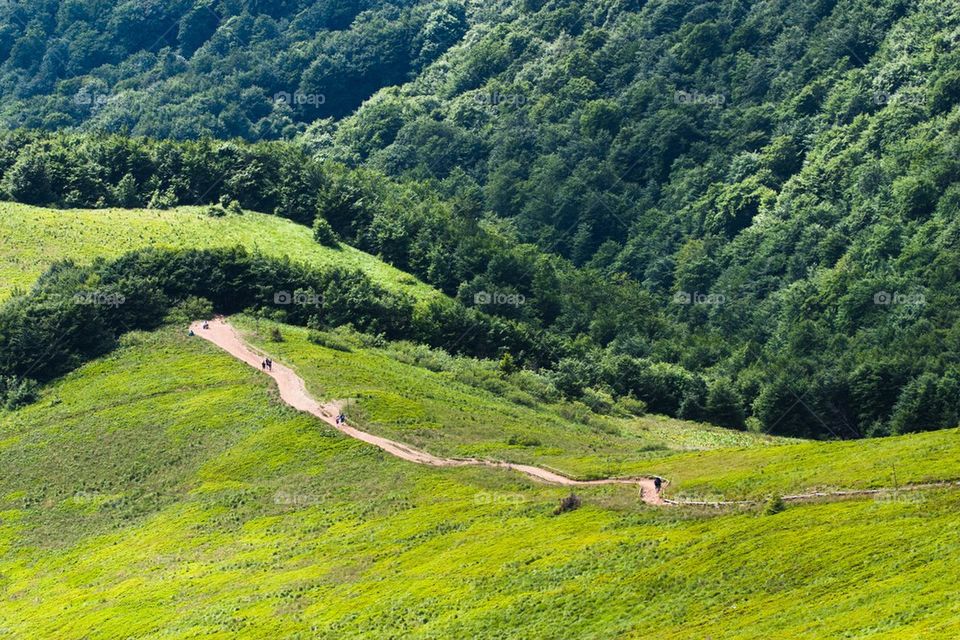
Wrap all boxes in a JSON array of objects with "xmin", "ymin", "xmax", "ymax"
[
  {"xmin": 188, "ymin": 329, "xmax": 195, "ymax": 337},
  {"xmin": 654, "ymin": 477, "xmax": 662, "ymax": 493},
  {"xmin": 261, "ymin": 360, "xmax": 266, "ymax": 370},
  {"xmin": 202, "ymin": 321, "xmax": 210, "ymax": 330},
  {"xmin": 266, "ymin": 359, "xmax": 273, "ymax": 371}
]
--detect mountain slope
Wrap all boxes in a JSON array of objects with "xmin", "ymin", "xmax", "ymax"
[
  {"xmin": 2, "ymin": 326, "xmax": 960, "ymax": 638},
  {"xmin": 0, "ymin": 202, "xmax": 437, "ymax": 301},
  {"xmin": 0, "ymin": 0, "xmax": 469, "ymax": 138},
  {"xmin": 1, "ymin": 0, "xmax": 958, "ymax": 439}
]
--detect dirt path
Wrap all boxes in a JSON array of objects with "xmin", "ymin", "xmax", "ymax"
[
  {"xmin": 192, "ymin": 319, "xmax": 666, "ymax": 505},
  {"xmin": 192, "ymin": 319, "xmax": 959, "ymax": 509}
]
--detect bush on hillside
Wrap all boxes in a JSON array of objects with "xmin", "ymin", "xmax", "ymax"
[
  {"xmin": 763, "ymin": 495, "xmax": 786, "ymax": 516},
  {"xmin": 614, "ymin": 395, "xmax": 647, "ymax": 417},
  {"xmin": 308, "ymin": 331, "xmax": 353, "ymax": 352},
  {"xmin": 313, "ymin": 217, "xmax": 341, "ymax": 248},
  {"xmin": 0, "ymin": 376, "xmax": 39, "ymax": 410},
  {"xmin": 554, "ymin": 493, "xmax": 581, "ymax": 515},
  {"xmin": 506, "ymin": 434, "xmax": 541, "ymax": 447},
  {"xmin": 166, "ymin": 296, "xmax": 215, "ymax": 324}
]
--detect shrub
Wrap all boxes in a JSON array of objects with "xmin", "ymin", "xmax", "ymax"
[
  {"xmin": 313, "ymin": 216, "xmax": 341, "ymax": 247},
  {"xmin": 308, "ymin": 331, "xmax": 353, "ymax": 352},
  {"xmin": 166, "ymin": 296, "xmax": 214, "ymax": 324},
  {"xmin": 581, "ymin": 387, "xmax": 615, "ymax": 414},
  {"xmin": 614, "ymin": 395, "xmax": 647, "ymax": 417},
  {"xmin": 763, "ymin": 495, "xmax": 785, "ymax": 515},
  {"xmin": 506, "ymin": 434, "xmax": 541, "ymax": 447},
  {"xmin": 0, "ymin": 376, "xmax": 39, "ymax": 410},
  {"xmin": 498, "ymin": 352, "xmax": 518, "ymax": 375},
  {"xmin": 147, "ymin": 188, "xmax": 177, "ymax": 210},
  {"xmin": 554, "ymin": 493, "xmax": 581, "ymax": 515},
  {"xmin": 508, "ymin": 370, "xmax": 560, "ymax": 403},
  {"xmin": 269, "ymin": 327, "xmax": 284, "ymax": 342},
  {"xmin": 505, "ymin": 389, "xmax": 537, "ymax": 407},
  {"xmin": 557, "ymin": 401, "xmax": 593, "ymax": 425},
  {"xmin": 705, "ymin": 379, "xmax": 746, "ymax": 429}
]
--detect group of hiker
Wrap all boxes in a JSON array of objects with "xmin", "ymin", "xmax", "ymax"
[
  {"xmin": 188, "ymin": 321, "xmax": 211, "ymax": 337},
  {"xmin": 335, "ymin": 412, "xmax": 346, "ymax": 425},
  {"xmin": 261, "ymin": 358, "xmax": 273, "ymax": 371}
]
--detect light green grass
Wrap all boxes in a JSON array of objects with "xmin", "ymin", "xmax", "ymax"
[
  {"xmin": 235, "ymin": 318, "xmax": 788, "ymax": 479},
  {"xmin": 0, "ymin": 201, "xmax": 437, "ymax": 301},
  {"xmin": 237, "ymin": 319, "xmax": 960, "ymax": 498},
  {"xmin": 1, "ymin": 328, "xmax": 959, "ymax": 638},
  {"xmin": 652, "ymin": 427, "xmax": 960, "ymax": 500}
]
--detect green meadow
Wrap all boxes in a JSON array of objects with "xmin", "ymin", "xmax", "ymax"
[
  {"xmin": 235, "ymin": 317, "xmax": 789, "ymax": 480},
  {"xmin": 3, "ymin": 207, "xmax": 959, "ymax": 637},
  {"xmin": 1, "ymin": 327, "xmax": 959, "ymax": 638},
  {"xmin": 236, "ymin": 319, "xmax": 960, "ymax": 498},
  {"xmin": 0, "ymin": 201, "xmax": 437, "ymax": 301}
]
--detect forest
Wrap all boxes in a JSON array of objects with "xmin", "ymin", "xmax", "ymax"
[{"xmin": 1, "ymin": 0, "xmax": 958, "ymax": 438}]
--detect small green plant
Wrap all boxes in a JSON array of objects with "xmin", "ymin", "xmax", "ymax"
[
  {"xmin": 216, "ymin": 195, "xmax": 242, "ymax": 215},
  {"xmin": 0, "ymin": 375, "xmax": 39, "ymax": 410},
  {"xmin": 313, "ymin": 216, "xmax": 341, "ymax": 248},
  {"xmin": 557, "ymin": 401, "xmax": 593, "ymax": 425},
  {"xmin": 507, "ymin": 434, "xmax": 541, "ymax": 447},
  {"xmin": 581, "ymin": 388, "xmax": 615, "ymax": 415},
  {"xmin": 763, "ymin": 495, "xmax": 786, "ymax": 515},
  {"xmin": 147, "ymin": 188, "xmax": 177, "ymax": 210},
  {"xmin": 498, "ymin": 352, "xmax": 518, "ymax": 376},
  {"xmin": 308, "ymin": 331, "xmax": 353, "ymax": 352},
  {"xmin": 269, "ymin": 327, "xmax": 284, "ymax": 342},
  {"xmin": 614, "ymin": 395, "xmax": 647, "ymax": 417},
  {"xmin": 554, "ymin": 493, "xmax": 581, "ymax": 515}
]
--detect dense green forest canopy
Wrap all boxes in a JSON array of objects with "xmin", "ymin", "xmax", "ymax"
[
  {"xmin": 1, "ymin": 0, "xmax": 959, "ymax": 439},
  {"xmin": 0, "ymin": 0, "xmax": 469, "ymax": 136}
]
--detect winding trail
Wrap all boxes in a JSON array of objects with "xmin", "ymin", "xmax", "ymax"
[
  {"xmin": 192, "ymin": 319, "xmax": 960, "ymax": 508},
  {"xmin": 192, "ymin": 319, "xmax": 666, "ymax": 505}
]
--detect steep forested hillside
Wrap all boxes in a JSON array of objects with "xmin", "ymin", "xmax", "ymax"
[
  {"xmin": 1, "ymin": 0, "xmax": 959, "ymax": 439},
  {"xmin": 0, "ymin": 0, "xmax": 469, "ymax": 136}
]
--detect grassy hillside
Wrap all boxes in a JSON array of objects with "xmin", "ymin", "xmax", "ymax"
[
  {"xmin": 1, "ymin": 327, "xmax": 959, "ymax": 638},
  {"xmin": 234, "ymin": 317, "xmax": 787, "ymax": 480},
  {"xmin": 0, "ymin": 202, "xmax": 437, "ymax": 301},
  {"xmin": 654, "ymin": 427, "xmax": 960, "ymax": 501},
  {"xmin": 2, "ymin": 1, "xmax": 960, "ymax": 439},
  {"xmin": 234, "ymin": 317, "xmax": 960, "ymax": 495}
]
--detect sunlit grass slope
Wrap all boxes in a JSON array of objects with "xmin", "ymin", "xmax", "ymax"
[
  {"xmin": 236, "ymin": 318, "xmax": 789, "ymax": 479},
  {"xmin": 236, "ymin": 319, "xmax": 960, "ymax": 497},
  {"xmin": 654, "ymin": 426, "xmax": 960, "ymax": 501},
  {"xmin": 0, "ymin": 328, "xmax": 959, "ymax": 638},
  {"xmin": 0, "ymin": 201, "xmax": 436, "ymax": 300}
]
